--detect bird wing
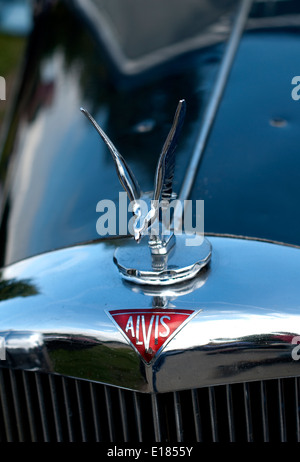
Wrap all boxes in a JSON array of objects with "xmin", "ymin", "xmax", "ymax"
[
  {"xmin": 80, "ymin": 107, "xmax": 141, "ymax": 202},
  {"xmin": 153, "ymin": 99, "xmax": 186, "ymax": 203}
]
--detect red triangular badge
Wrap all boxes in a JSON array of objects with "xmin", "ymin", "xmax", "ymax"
[{"xmin": 108, "ymin": 308, "xmax": 195, "ymax": 364}]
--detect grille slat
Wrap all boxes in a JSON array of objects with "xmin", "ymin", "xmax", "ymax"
[
  {"xmin": 49, "ymin": 375, "xmax": 63, "ymax": 442},
  {"xmin": 104, "ymin": 385, "xmax": 115, "ymax": 442},
  {"xmin": 0, "ymin": 368, "xmax": 15, "ymax": 441},
  {"xmin": 151, "ymin": 394, "xmax": 162, "ymax": 442},
  {"xmin": 278, "ymin": 379, "xmax": 287, "ymax": 442},
  {"xmin": 133, "ymin": 392, "xmax": 143, "ymax": 442},
  {"xmin": 89, "ymin": 382, "xmax": 102, "ymax": 442},
  {"xmin": 191, "ymin": 389, "xmax": 202, "ymax": 442},
  {"xmin": 62, "ymin": 376, "xmax": 76, "ymax": 442},
  {"xmin": 226, "ymin": 385, "xmax": 235, "ymax": 442},
  {"xmin": 243, "ymin": 382, "xmax": 253, "ymax": 442},
  {"xmin": 22, "ymin": 371, "xmax": 39, "ymax": 442},
  {"xmin": 35, "ymin": 373, "xmax": 51, "ymax": 442},
  {"xmin": 118, "ymin": 389, "xmax": 130, "ymax": 442},
  {"xmin": 173, "ymin": 392, "xmax": 184, "ymax": 442},
  {"xmin": 9, "ymin": 369, "xmax": 27, "ymax": 441},
  {"xmin": 260, "ymin": 380, "xmax": 269, "ymax": 442},
  {"xmin": 208, "ymin": 387, "xmax": 218, "ymax": 442},
  {"xmin": 75, "ymin": 380, "xmax": 88, "ymax": 442},
  {"xmin": 1, "ymin": 368, "xmax": 300, "ymax": 442}
]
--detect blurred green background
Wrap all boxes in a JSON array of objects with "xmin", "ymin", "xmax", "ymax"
[
  {"xmin": 0, "ymin": 0, "xmax": 32, "ymax": 132},
  {"xmin": 0, "ymin": 33, "xmax": 26, "ymax": 130}
]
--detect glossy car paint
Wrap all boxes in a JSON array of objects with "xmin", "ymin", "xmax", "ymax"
[
  {"xmin": 0, "ymin": 2, "xmax": 223, "ymax": 265},
  {"xmin": 0, "ymin": 0, "xmax": 300, "ymax": 395}
]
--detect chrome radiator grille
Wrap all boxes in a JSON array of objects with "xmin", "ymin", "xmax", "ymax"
[{"xmin": 0, "ymin": 368, "xmax": 300, "ymax": 442}]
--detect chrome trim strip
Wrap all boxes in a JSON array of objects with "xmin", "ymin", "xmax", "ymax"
[
  {"xmin": 191, "ymin": 389, "xmax": 202, "ymax": 442},
  {"xmin": 133, "ymin": 393, "xmax": 143, "ymax": 443},
  {"xmin": 278, "ymin": 379, "xmax": 286, "ymax": 442},
  {"xmin": 62, "ymin": 377, "xmax": 74, "ymax": 442},
  {"xmin": 89, "ymin": 383, "xmax": 98, "ymax": 441},
  {"xmin": 209, "ymin": 387, "xmax": 218, "ymax": 442},
  {"xmin": 226, "ymin": 385, "xmax": 235, "ymax": 442},
  {"xmin": 76, "ymin": 380, "xmax": 87, "ymax": 442},
  {"xmin": 260, "ymin": 379, "xmax": 268, "ymax": 443},
  {"xmin": 176, "ymin": 0, "xmax": 253, "ymax": 207},
  {"xmin": 119, "ymin": 388, "xmax": 129, "ymax": 442},
  {"xmin": 35, "ymin": 373, "xmax": 50, "ymax": 442},
  {"xmin": 260, "ymin": 381, "xmax": 269, "ymax": 442},
  {"xmin": 9, "ymin": 369, "xmax": 23, "ymax": 441},
  {"xmin": 49, "ymin": 374, "xmax": 63, "ymax": 442},
  {"xmin": 151, "ymin": 394, "xmax": 161, "ymax": 442},
  {"xmin": 243, "ymin": 382, "xmax": 253, "ymax": 442},
  {"xmin": 104, "ymin": 386, "xmax": 114, "ymax": 442},
  {"xmin": 23, "ymin": 371, "xmax": 38, "ymax": 442},
  {"xmin": 174, "ymin": 391, "xmax": 183, "ymax": 442},
  {"xmin": 0, "ymin": 369, "xmax": 12, "ymax": 441}
]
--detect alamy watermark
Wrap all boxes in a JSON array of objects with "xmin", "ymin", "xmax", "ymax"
[
  {"xmin": 291, "ymin": 336, "xmax": 300, "ymax": 360},
  {"xmin": 0, "ymin": 76, "xmax": 5, "ymax": 101},
  {"xmin": 0, "ymin": 336, "xmax": 6, "ymax": 360},
  {"xmin": 291, "ymin": 76, "xmax": 300, "ymax": 101},
  {"xmin": 96, "ymin": 192, "xmax": 205, "ymax": 246}
]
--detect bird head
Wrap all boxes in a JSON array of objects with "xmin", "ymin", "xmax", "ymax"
[{"xmin": 132, "ymin": 202, "xmax": 158, "ymax": 243}]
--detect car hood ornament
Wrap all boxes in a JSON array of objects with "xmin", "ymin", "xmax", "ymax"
[
  {"xmin": 106, "ymin": 308, "xmax": 199, "ymax": 364},
  {"xmin": 81, "ymin": 100, "xmax": 211, "ymax": 285}
]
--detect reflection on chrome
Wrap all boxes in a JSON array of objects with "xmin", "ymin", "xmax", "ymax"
[
  {"xmin": 127, "ymin": 267, "xmax": 209, "ymax": 309},
  {"xmin": 0, "ymin": 236, "xmax": 300, "ymax": 392}
]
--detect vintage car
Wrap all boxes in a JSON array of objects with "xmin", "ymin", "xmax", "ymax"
[{"xmin": 0, "ymin": 0, "xmax": 300, "ymax": 443}]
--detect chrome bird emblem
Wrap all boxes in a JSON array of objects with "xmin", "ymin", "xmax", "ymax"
[
  {"xmin": 81, "ymin": 100, "xmax": 211, "ymax": 286},
  {"xmin": 80, "ymin": 100, "xmax": 186, "ymax": 249}
]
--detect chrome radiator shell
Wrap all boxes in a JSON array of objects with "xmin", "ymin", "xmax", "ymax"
[{"xmin": 1, "ymin": 236, "xmax": 300, "ymax": 393}]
